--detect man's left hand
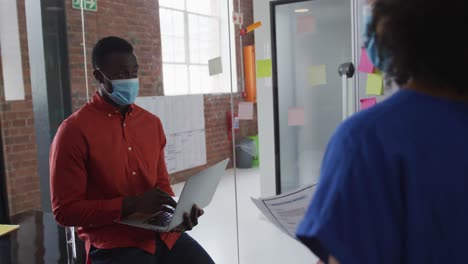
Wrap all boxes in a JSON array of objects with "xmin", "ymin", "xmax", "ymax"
[{"xmin": 171, "ymin": 204, "xmax": 204, "ymax": 233}]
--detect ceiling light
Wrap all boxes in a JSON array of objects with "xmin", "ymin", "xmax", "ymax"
[{"xmin": 294, "ymin": 8, "xmax": 309, "ymax": 13}]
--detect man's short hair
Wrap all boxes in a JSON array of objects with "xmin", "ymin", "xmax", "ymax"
[{"xmin": 92, "ymin": 36, "xmax": 134, "ymax": 70}]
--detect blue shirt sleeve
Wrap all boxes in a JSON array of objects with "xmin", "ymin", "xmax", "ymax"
[{"xmin": 296, "ymin": 124, "xmax": 404, "ymax": 264}]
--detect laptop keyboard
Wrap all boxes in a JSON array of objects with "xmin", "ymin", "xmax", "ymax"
[{"xmin": 143, "ymin": 211, "xmax": 173, "ymax": 227}]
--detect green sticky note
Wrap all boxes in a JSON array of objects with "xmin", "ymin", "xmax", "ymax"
[
  {"xmin": 256, "ymin": 59, "xmax": 272, "ymax": 78},
  {"xmin": 308, "ymin": 65, "xmax": 327, "ymax": 86},
  {"xmin": 366, "ymin": 73, "xmax": 384, "ymax": 95}
]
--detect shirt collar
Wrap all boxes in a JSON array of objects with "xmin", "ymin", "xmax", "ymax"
[{"xmin": 90, "ymin": 92, "xmax": 135, "ymax": 115}]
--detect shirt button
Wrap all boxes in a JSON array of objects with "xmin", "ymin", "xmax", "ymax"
[
  {"xmin": 132, "ymin": 171, "xmax": 136, "ymax": 176},
  {"xmin": 107, "ymin": 114, "xmax": 112, "ymax": 117},
  {"xmin": 128, "ymin": 147, "xmax": 132, "ymax": 151},
  {"xmin": 123, "ymin": 123, "xmax": 126, "ymax": 127}
]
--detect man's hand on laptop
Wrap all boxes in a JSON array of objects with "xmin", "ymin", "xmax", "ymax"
[
  {"xmin": 122, "ymin": 188, "xmax": 177, "ymax": 217},
  {"xmin": 171, "ymin": 204, "xmax": 204, "ymax": 233}
]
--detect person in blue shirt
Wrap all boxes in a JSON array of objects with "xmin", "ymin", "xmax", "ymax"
[{"xmin": 296, "ymin": 0, "xmax": 468, "ymax": 263}]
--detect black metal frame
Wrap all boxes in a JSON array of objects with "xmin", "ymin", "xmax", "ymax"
[{"xmin": 270, "ymin": 0, "xmax": 313, "ymax": 194}]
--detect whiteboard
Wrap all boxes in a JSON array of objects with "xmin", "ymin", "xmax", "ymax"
[{"xmin": 135, "ymin": 95, "xmax": 207, "ymax": 173}]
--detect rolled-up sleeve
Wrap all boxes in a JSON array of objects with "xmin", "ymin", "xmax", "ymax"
[{"xmin": 50, "ymin": 121, "xmax": 123, "ymax": 227}]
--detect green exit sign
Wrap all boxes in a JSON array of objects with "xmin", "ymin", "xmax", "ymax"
[{"xmin": 72, "ymin": 0, "xmax": 97, "ymax": 12}]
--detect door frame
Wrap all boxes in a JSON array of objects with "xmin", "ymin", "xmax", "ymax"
[{"xmin": 270, "ymin": 0, "xmax": 313, "ymax": 195}]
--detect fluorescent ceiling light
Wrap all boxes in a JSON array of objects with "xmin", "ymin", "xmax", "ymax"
[{"xmin": 294, "ymin": 8, "xmax": 309, "ymax": 13}]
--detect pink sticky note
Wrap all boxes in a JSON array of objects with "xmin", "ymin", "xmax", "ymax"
[
  {"xmin": 360, "ymin": 98, "xmax": 377, "ymax": 110},
  {"xmin": 297, "ymin": 16, "xmax": 316, "ymax": 34},
  {"xmin": 358, "ymin": 48, "xmax": 374, "ymax": 73},
  {"xmin": 238, "ymin": 102, "xmax": 254, "ymax": 120},
  {"xmin": 288, "ymin": 107, "xmax": 305, "ymax": 126}
]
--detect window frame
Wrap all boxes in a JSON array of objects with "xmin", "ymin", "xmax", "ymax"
[{"xmin": 159, "ymin": 0, "xmax": 237, "ymax": 95}]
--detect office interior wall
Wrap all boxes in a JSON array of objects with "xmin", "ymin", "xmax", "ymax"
[
  {"xmin": 293, "ymin": 0, "xmax": 351, "ymax": 187},
  {"xmin": 0, "ymin": 0, "xmax": 42, "ymax": 216}
]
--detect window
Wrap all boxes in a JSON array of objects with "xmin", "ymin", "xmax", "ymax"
[{"xmin": 159, "ymin": 0, "xmax": 237, "ymax": 95}]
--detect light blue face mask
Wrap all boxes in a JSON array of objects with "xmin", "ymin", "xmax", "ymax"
[
  {"xmin": 363, "ymin": 7, "xmax": 390, "ymax": 71},
  {"xmin": 100, "ymin": 71, "xmax": 139, "ymax": 106}
]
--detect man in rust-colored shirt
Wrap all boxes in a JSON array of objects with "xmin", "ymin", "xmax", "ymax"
[{"xmin": 50, "ymin": 36, "xmax": 214, "ymax": 264}]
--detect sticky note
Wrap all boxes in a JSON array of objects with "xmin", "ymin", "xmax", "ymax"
[
  {"xmin": 0, "ymin": 225, "xmax": 20, "ymax": 237},
  {"xmin": 297, "ymin": 16, "xmax": 316, "ymax": 34},
  {"xmin": 360, "ymin": 98, "xmax": 377, "ymax": 110},
  {"xmin": 232, "ymin": 12, "xmax": 243, "ymax": 25},
  {"xmin": 238, "ymin": 102, "xmax": 254, "ymax": 120},
  {"xmin": 308, "ymin": 65, "xmax": 327, "ymax": 87},
  {"xmin": 208, "ymin": 57, "xmax": 223, "ymax": 76},
  {"xmin": 358, "ymin": 48, "xmax": 374, "ymax": 73},
  {"xmin": 366, "ymin": 73, "xmax": 384, "ymax": 95},
  {"xmin": 256, "ymin": 59, "xmax": 272, "ymax": 78},
  {"xmin": 288, "ymin": 107, "xmax": 305, "ymax": 126}
]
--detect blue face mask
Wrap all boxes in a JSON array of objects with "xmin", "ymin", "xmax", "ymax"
[
  {"xmin": 363, "ymin": 8, "xmax": 390, "ymax": 71},
  {"xmin": 100, "ymin": 72, "xmax": 139, "ymax": 106}
]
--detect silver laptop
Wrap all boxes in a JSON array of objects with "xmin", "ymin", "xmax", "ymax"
[{"xmin": 119, "ymin": 159, "xmax": 229, "ymax": 232}]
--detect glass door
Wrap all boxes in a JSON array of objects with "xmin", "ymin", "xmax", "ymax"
[{"xmin": 272, "ymin": 0, "xmax": 352, "ymax": 193}]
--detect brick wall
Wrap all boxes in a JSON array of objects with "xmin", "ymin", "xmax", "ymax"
[
  {"xmin": 65, "ymin": 0, "xmax": 164, "ymax": 110},
  {"xmin": 0, "ymin": 0, "xmax": 41, "ymax": 216},
  {"xmin": 66, "ymin": 0, "xmax": 257, "ymax": 183}
]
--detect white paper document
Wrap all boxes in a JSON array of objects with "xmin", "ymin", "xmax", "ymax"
[{"xmin": 251, "ymin": 184, "xmax": 317, "ymax": 238}]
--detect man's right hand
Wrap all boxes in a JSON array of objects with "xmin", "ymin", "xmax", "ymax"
[{"xmin": 122, "ymin": 188, "xmax": 177, "ymax": 217}]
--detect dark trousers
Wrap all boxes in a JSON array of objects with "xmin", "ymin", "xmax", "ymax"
[{"xmin": 89, "ymin": 233, "xmax": 215, "ymax": 264}]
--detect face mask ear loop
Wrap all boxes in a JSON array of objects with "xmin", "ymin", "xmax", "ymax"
[{"xmin": 96, "ymin": 69, "xmax": 113, "ymax": 95}]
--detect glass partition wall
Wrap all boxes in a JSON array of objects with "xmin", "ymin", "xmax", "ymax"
[{"xmin": 76, "ymin": 1, "xmax": 240, "ymax": 263}]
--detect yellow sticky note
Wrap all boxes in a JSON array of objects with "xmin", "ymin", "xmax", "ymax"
[
  {"xmin": 256, "ymin": 59, "xmax": 272, "ymax": 78},
  {"xmin": 308, "ymin": 65, "xmax": 327, "ymax": 86},
  {"xmin": 0, "ymin": 225, "xmax": 20, "ymax": 237},
  {"xmin": 366, "ymin": 73, "xmax": 384, "ymax": 95}
]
